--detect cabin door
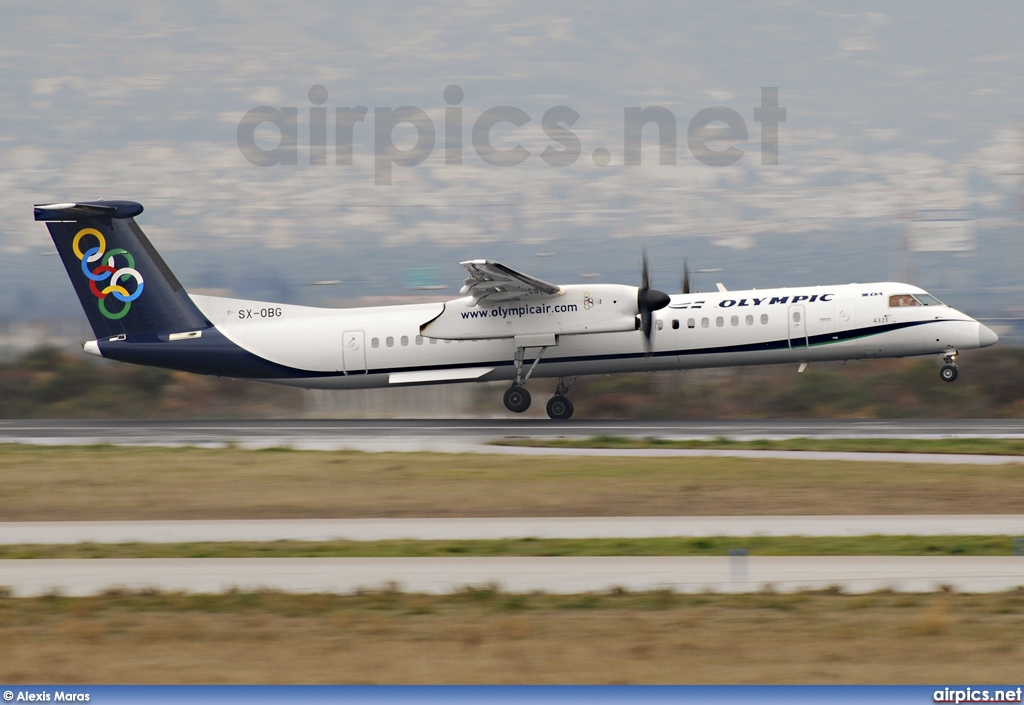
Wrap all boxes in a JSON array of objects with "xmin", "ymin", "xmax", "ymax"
[
  {"xmin": 788, "ymin": 305, "xmax": 808, "ymax": 349},
  {"xmin": 343, "ymin": 330, "xmax": 367, "ymax": 374}
]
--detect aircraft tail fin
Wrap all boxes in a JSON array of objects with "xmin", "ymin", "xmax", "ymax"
[{"xmin": 34, "ymin": 200, "xmax": 209, "ymax": 339}]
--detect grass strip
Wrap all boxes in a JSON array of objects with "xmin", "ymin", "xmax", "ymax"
[
  {"xmin": 4, "ymin": 443, "xmax": 1024, "ymax": 520},
  {"xmin": 496, "ymin": 435, "xmax": 1024, "ymax": 455},
  {"xmin": 0, "ymin": 535, "xmax": 1020, "ymax": 559},
  {"xmin": 1, "ymin": 589, "xmax": 1023, "ymax": 683}
]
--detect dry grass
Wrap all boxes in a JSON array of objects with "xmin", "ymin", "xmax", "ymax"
[
  {"xmin": 0, "ymin": 589, "xmax": 1022, "ymax": 683},
  {"xmin": 2, "ymin": 444, "xmax": 1024, "ymax": 520},
  {"xmin": 0, "ymin": 535, "xmax": 1018, "ymax": 559},
  {"xmin": 502, "ymin": 435, "xmax": 1024, "ymax": 455}
]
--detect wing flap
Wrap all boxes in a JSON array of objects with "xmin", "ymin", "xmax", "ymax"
[{"xmin": 389, "ymin": 367, "xmax": 494, "ymax": 385}]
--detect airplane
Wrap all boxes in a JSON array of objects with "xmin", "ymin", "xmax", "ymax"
[{"xmin": 35, "ymin": 199, "xmax": 999, "ymax": 419}]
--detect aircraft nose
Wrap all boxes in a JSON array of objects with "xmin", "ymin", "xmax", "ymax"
[{"xmin": 978, "ymin": 323, "xmax": 999, "ymax": 348}]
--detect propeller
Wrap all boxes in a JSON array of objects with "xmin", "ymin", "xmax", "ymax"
[
  {"xmin": 638, "ymin": 250, "xmax": 671, "ymax": 352},
  {"xmin": 681, "ymin": 257, "xmax": 691, "ymax": 295}
]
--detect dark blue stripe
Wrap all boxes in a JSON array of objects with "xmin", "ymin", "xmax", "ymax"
[
  {"xmin": 98, "ymin": 328, "xmax": 307, "ymax": 378},
  {"xmin": 98, "ymin": 319, "xmax": 952, "ymax": 380}
]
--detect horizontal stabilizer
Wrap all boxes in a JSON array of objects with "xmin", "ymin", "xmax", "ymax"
[{"xmin": 34, "ymin": 200, "xmax": 144, "ymax": 221}]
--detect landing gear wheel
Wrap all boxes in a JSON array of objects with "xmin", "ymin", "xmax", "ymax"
[
  {"xmin": 940, "ymin": 365, "xmax": 959, "ymax": 383},
  {"xmin": 546, "ymin": 395, "xmax": 574, "ymax": 420},
  {"xmin": 503, "ymin": 386, "xmax": 532, "ymax": 413}
]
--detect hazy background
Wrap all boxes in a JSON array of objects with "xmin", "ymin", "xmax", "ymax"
[{"xmin": 3, "ymin": 1, "xmax": 1024, "ymax": 354}]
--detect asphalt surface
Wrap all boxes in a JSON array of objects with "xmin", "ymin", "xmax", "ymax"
[
  {"xmin": 2, "ymin": 556, "xmax": 1022, "ymax": 596},
  {"xmin": 3, "ymin": 419, "xmax": 1024, "ymax": 455},
  {"xmin": 2, "ymin": 516, "xmax": 1023, "ymax": 544}
]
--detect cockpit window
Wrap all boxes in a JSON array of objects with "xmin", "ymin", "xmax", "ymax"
[
  {"xmin": 889, "ymin": 293, "xmax": 945, "ymax": 307},
  {"xmin": 889, "ymin": 294, "xmax": 919, "ymax": 307}
]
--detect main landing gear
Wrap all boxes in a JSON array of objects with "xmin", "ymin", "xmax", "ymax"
[
  {"xmin": 503, "ymin": 344, "xmax": 547, "ymax": 414},
  {"xmin": 545, "ymin": 377, "xmax": 576, "ymax": 420},
  {"xmin": 504, "ymin": 377, "xmax": 577, "ymax": 419},
  {"xmin": 503, "ymin": 385, "xmax": 532, "ymax": 413},
  {"xmin": 940, "ymin": 353, "xmax": 958, "ymax": 383},
  {"xmin": 501, "ymin": 344, "xmax": 577, "ymax": 418}
]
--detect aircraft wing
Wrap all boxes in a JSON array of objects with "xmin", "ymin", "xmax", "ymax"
[{"xmin": 459, "ymin": 260, "xmax": 563, "ymax": 303}]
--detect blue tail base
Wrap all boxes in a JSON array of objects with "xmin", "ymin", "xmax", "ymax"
[{"xmin": 96, "ymin": 328, "xmax": 313, "ymax": 380}]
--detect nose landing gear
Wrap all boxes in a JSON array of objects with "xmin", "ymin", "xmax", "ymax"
[{"xmin": 940, "ymin": 353, "xmax": 958, "ymax": 383}]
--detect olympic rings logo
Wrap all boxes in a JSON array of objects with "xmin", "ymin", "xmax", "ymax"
[
  {"xmin": 72, "ymin": 228, "xmax": 145, "ymax": 320},
  {"xmin": 583, "ymin": 293, "xmax": 594, "ymax": 310}
]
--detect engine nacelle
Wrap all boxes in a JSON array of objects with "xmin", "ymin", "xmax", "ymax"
[{"xmin": 420, "ymin": 284, "xmax": 640, "ymax": 340}]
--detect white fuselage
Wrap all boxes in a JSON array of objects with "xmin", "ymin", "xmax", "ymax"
[{"xmin": 184, "ymin": 281, "xmax": 993, "ymax": 390}]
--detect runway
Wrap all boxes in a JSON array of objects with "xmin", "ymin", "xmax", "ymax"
[
  {"xmin": 3, "ymin": 419, "xmax": 1024, "ymax": 455},
  {"xmin": 3, "ymin": 419, "xmax": 1021, "ymax": 597},
  {"xmin": 2, "ymin": 556, "xmax": 1022, "ymax": 596},
  {"xmin": 3, "ymin": 516, "xmax": 1023, "ymax": 544}
]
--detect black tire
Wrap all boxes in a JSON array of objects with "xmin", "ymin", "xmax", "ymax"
[
  {"xmin": 503, "ymin": 386, "xmax": 532, "ymax": 413},
  {"xmin": 546, "ymin": 395, "xmax": 574, "ymax": 420},
  {"xmin": 940, "ymin": 365, "xmax": 958, "ymax": 383}
]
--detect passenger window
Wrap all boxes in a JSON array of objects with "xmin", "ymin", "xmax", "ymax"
[
  {"xmin": 716, "ymin": 316, "xmax": 724, "ymax": 327},
  {"xmin": 687, "ymin": 318, "xmax": 695, "ymax": 329},
  {"xmin": 371, "ymin": 337, "xmax": 379, "ymax": 348},
  {"xmin": 672, "ymin": 319, "xmax": 679, "ymax": 330},
  {"xmin": 701, "ymin": 318, "xmax": 709, "ymax": 328},
  {"xmin": 792, "ymin": 311, "xmax": 801, "ymax": 323},
  {"xmin": 730, "ymin": 315, "xmax": 739, "ymax": 327},
  {"xmin": 745, "ymin": 315, "xmax": 753, "ymax": 326},
  {"xmin": 415, "ymin": 335, "xmax": 423, "ymax": 345},
  {"xmin": 656, "ymin": 320, "xmax": 664, "ymax": 330},
  {"xmin": 760, "ymin": 314, "xmax": 768, "ymax": 325},
  {"xmin": 429, "ymin": 338, "xmax": 437, "ymax": 345},
  {"xmin": 401, "ymin": 336, "xmax": 409, "ymax": 346},
  {"xmin": 386, "ymin": 336, "xmax": 394, "ymax": 347}
]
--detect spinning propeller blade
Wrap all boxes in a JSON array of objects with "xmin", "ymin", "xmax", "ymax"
[{"xmin": 637, "ymin": 250, "xmax": 670, "ymax": 353}]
